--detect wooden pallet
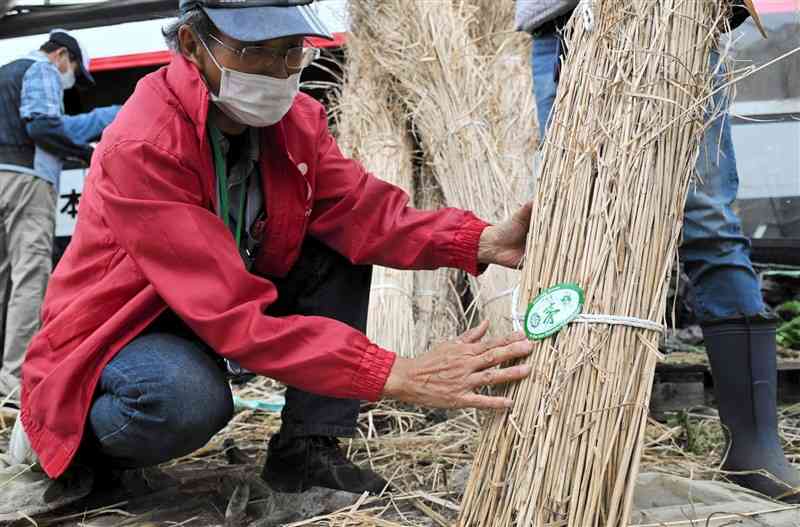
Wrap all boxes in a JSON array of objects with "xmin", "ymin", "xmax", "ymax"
[{"xmin": 651, "ymin": 354, "xmax": 800, "ymax": 418}]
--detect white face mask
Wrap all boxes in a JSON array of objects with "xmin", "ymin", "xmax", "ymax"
[
  {"xmin": 201, "ymin": 38, "xmax": 300, "ymax": 128},
  {"xmin": 59, "ymin": 67, "xmax": 76, "ymax": 90}
]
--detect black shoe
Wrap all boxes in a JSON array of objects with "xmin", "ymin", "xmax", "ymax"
[
  {"xmin": 261, "ymin": 434, "xmax": 388, "ymax": 495},
  {"xmin": 703, "ymin": 316, "xmax": 800, "ymax": 502}
]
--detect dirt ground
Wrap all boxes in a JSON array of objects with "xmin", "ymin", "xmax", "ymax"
[{"xmin": 2, "ymin": 374, "xmax": 800, "ymax": 527}]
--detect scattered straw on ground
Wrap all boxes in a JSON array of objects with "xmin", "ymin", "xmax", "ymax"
[{"xmin": 4, "ymin": 375, "xmax": 796, "ymax": 526}]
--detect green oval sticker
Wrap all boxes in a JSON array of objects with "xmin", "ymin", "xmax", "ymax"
[{"xmin": 524, "ymin": 283, "xmax": 585, "ymax": 340}]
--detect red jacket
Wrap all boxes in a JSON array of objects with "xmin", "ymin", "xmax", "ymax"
[{"xmin": 20, "ymin": 55, "xmax": 488, "ymax": 478}]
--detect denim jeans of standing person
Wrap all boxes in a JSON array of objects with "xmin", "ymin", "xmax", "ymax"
[
  {"xmin": 530, "ymin": 31, "xmax": 765, "ymax": 322},
  {"xmin": 82, "ymin": 238, "xmax": 370, "ymax": 468}
]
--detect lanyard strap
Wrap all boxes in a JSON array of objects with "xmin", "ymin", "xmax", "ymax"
[{"xmin": 209, "ymin": 125, "xmax": 250, "ymax": 250}]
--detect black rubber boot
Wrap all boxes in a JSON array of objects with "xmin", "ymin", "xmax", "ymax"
[
  {"xmin": 261, "ymin": 433, "xmax": 388, "ymax": 495},
  {"xmin": 703, "ymin": 316, "xmax": 800, "ymax": 502}
]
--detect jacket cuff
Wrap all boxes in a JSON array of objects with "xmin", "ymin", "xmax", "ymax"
[
  {"xmin": 351, "ymin": 344, "xmax": 396, "ymax": 402},
  {"xmin": 448, "ymin": 214, "xmax": 491, "ymax": 276}
]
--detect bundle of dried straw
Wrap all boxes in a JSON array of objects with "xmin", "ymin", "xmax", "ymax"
[
  {"xmin": 335, "ymin": 39, "xmax": 417, "ymax": 358},
  {"xmin": 413, "ymin": 166, "xmax": 466, "ymax": 353},
  {"xmin": 460, "ymin": 1, "xmax": 730, "ymax": 525},
  {"xmin": 461, "ymin": 0, "xmax": 516, "ymax": 53},
  {"xmin": 351, "ymin": 0, "xmax": 537, "ymax": 335},
  {"xmin": 338, "ymin": 0, "xmax": 536, "ymax": 353}
]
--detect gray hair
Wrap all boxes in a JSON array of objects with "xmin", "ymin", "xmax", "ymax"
[{"xmin": 162, "ymin": 8, "xmax": 216, "ymax": 53}]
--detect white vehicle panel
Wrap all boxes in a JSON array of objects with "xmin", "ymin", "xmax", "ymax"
[
  {"xmin": 56, "ymin": 168, "xmax": 87, "ymax": 238},
  {"xmin": 0, "ymin": 0, "xmax": 349, "ymax": 66}
]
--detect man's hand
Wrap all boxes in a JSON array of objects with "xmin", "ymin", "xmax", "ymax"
[
  {"xmin": 382, "ymin": 321, "xmax": 533, "ymax": 409},
  {"xmin": 724, "ymin": 0, "xmax": 765, "ymax": 36},
  {"xmin": 477, "ymin": 202, "xmax": 533, "ymax": 269}
]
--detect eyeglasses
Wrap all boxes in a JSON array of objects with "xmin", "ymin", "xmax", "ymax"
[{"xmin": 207, "ymin": 33, "xmax": 320, "ymax": 71}]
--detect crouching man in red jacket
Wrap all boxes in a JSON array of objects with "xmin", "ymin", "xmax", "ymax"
[{"xmin": 15, "ymin": 0, "xmax": 535, "ymax": 498}]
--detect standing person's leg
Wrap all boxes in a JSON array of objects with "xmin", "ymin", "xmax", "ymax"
[
  {"xmin": 0, "ymin": 172, "xmax": 55, "ymax": 401},
  {"xmin": 680, "ymin": 53, "xmax": 800, "ymax": 500},
  {"xmin": 680, "ymin": 53, "xmax": 763, "ymax": 321},
  {"xmin": 86, "ymin": 333, "xmax": 233, "ymax": 468},
  {"xmin": 0, "ymin": 178, "xmax": 9, "ymax": 380},
  {"xmin": 261, "ymin": 237, "xmax": 386, "ymax": 494},
  {"xmin": 530, "ymin": 31, "xmax": 561, "ymax": 136}
]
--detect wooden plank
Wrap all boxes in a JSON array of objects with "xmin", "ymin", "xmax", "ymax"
[
  {"xmin": 657, "ymin": 355, "xmax": 800, "ymax": 373},
  {"xmin": 650, "ymin": 378, "xmax": 708, "ymax": 417},
  {"xmin": 778, "ymin": 359, "xmax": 800, "ymax": 371}
]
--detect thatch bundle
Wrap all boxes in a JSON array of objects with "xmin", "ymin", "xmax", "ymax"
[
  {"xmin": 335, "ymin": 39, "xmax": 417, "ymax": 358},
  {"xmin": 459, "ymin": 1, "xmax": 729, "ymax": 526},
  {"xmin": 337, "ymin": 0, "xmax": 537, "ymax": 352},
  {"xmin": 460, "ymin": 0, "xmax": 518, "ymax": 54},
  {"xmin": 413, "ymin": 166, "xmax": 466, "ymax": 352},
  {"xmin": 347, "ymin": 0, "xmax": 537, "ymax": 335}
]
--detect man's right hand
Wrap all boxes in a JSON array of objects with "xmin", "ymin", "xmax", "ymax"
[{"xmin": 382, "ymin": 320, "xmax": 533, "ymax": 410}]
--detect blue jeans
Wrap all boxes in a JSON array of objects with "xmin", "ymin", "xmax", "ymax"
[
  {"xmin": 530, "ymin": 32, "xmax": 765, "ymax": 322},
  {"xmin": 86, "ymin": 332, "xmax": 234, "ymax": 468},
  {"xmin": 85, "ymin": 239, "xmax": 371, "ymax": 469}
]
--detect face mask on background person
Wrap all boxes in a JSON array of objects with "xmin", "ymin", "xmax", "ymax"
[
  {"xmin": 56, "ymin": 48, "xmax": 76, "ymax": 90},
  {"xmin": 60, "ymin": 68, "xmax": 76, "ymax": 90},
  {"xmin": 199, "ymin": 38, "xmax": 300, "ymax": 128}
]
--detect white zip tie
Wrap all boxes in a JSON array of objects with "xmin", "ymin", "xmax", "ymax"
[
  {"xmin": 579, "ymin": 0, "xmax": 596, "ymax": 32},
  {"xmin": 511, "ymin": 285, "xmax": 664, "ymax": 334},
  {"xmin": 370, "ymin": 285, "xmax": 439, "ymax": 298}
]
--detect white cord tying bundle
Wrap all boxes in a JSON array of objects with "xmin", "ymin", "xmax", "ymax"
[
  {"xmin": 483, "ymin": 287, "xmax": 517, "ymax": 307},
  {"xmin": 571, "ymin": 314, "xmax": 664, "ymax": 333},
  {"xmin": 370, "ymin": 285, "xmax": 441, "ymax": 298},
  {"xmin": 511, "ymin": 285, "xmax": 664, "ymax": 334},
  {"xmin": 369, "ymin": 284, "xmax": 414, "ymax": 297},
  {"xmin": 511, "ymin": 283, "xmax": 524, "ymax": 332}
]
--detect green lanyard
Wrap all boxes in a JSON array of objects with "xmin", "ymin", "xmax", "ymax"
[{"xmin": 209, "ymin": 125, "xmax": 249, "ymax": 250}]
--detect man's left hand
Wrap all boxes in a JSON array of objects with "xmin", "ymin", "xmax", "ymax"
[{"xmin": 477, "ymin": 202, "xmax": 533, "ymax": 269}]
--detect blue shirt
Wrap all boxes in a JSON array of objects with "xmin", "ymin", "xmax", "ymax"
[{"xmin": 0, "ymin": 50, "xmax": 120, "ymax": 188}]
